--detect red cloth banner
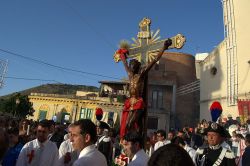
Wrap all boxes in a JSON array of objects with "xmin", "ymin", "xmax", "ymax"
[{"xmin": 237, "ymin": 99, "xmax": 250, "ymax": 124}]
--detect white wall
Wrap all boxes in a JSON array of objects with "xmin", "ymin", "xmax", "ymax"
[
  {"xmin": 199, "ymin": 0, "xmax": 250, "ymax": 121},
  {"xmin": 234, "ymin": 0, "xmax": 250, "ymax": 98}
]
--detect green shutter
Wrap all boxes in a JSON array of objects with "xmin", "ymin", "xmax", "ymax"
[
  {"xmin": 39, "ymin": 110, "xmax": 47, "ymax": 121},
  {"xmin": 79, "ymin": 108, "xmax": 93, "ymax": 119}
]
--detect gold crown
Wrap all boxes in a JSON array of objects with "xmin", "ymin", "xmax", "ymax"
[{"xmin": 139, "ymin": 18, "xmax": 151, "ymax": 27}]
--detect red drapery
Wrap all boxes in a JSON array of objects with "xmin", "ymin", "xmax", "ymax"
[{"xmin": 237, "ymin": 99, "xmax": 250, "ymax": 123}]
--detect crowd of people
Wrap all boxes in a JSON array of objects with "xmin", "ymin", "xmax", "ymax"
[{"xmin": 0, "ymin": 114, "xmax": 250, "ymax": 166}]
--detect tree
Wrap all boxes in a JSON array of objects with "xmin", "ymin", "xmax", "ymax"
[{"xmin": 2, "ymin": 93, "xmax": 34, "ymax": 118}]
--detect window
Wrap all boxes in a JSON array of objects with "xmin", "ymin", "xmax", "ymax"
[
  {"xmin": 108, "ymin": 112, "xmax": 114, "ymax": 127},
  {"xmin": 38, "ymin": 110, "xmax": 47, "ymax": 121},
  {"xmin": 61, "ymin": 113, "xmax": 70, "ymax": 123},
  {"xmin": 151, "ymin": 90, "xmax": 164, "ymax": 109},
  {"xmin": 79, "ymin": 108, "xmax": 93, "ymax": 119},
  {"xmin": 152, "ymin": 91, "xmax": 158, "ymax": 108},
  {"xmin": 210, "ymin": 67, "xmax": 217, "ymax": 75},
  {"xmin": 158, "ymin": 91, "xmax": 163, "ymax": 108}
]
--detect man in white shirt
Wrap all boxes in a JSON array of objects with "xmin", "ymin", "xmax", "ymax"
[
  {"xmin": 173, "ymin": 136, "xmax": 196, "ymax": 164},
  {"xmin": 58, "ymin": 124, "xmax": 79, "ymax": 166},
  {"xmin": 16, "ymin": 119, "xmax": 59, "ymax": 166},
  {"xmin": 167, "ymin": 131, "xmax": 175, "ymax": 142},
  {"xmin": 70, "ymin": 119, "xmax": 107, "ymax": 166},
  {"xmin": 154, "ymin": 130, "xmax": 170, "ymax": 151},
  {"xmin": 123, "ymin": 132, "xmax": 149, "ymax": 166}
]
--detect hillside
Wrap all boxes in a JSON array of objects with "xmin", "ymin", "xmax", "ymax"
[{"xmin": 0, "ymin": 83, "xmax": 99, "ymax": 99}]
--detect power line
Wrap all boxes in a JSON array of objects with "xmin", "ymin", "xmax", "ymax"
[
  {"xmin": 0, "ymin": 48, "xmax": 121, "ymax": 80},
  {"xmin": 63, "ymin": 0, "xmax": 116, "ymax": 51},
  {"xmin": 5, "ymin": 76, "xmax": 61, "ymax": 83}
]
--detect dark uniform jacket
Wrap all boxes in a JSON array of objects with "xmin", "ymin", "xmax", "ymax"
[
  {"xmin": 97, "ymin": 135, "xmax": 112, "ymax": 165},
  {"xmin": 242, "ymin": 146, "xmax": 250, "ymax": 166},
  {"xmin": 196, "ymin": 146, "xmax": 236, "ymax": 166}
]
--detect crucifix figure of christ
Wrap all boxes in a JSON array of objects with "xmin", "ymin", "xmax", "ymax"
[{"xmin": 114, "ymin": 18, "xmax": 186, "ymax": 139}]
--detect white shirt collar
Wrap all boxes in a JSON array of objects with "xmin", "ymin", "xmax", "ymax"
[
  {"xmin": 79, "ymin": 144, "xmax": 96, "ymax": 158},
  {"xmin": 209, "ymin": 144, "xmax": 221, "ymax": 150}
]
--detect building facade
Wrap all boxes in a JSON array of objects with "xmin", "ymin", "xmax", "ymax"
[
  {"xmin": 197, "ymin": 0, "xmax": 250, "ymax": 122},
  {"xmin": 148, "ymin": 52, "xmax": 199, "ymax": 132},
  {"xmin": 29, "ymin": 92, "xmax": 123, "ymax": 127}
]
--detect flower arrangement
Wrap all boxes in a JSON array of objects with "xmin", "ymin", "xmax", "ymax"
[
  {"xmin": 114, "ymin": 48, "xmax": 129, "ymax": 63},
  {"xmin": 113, "ymin": 40, "xmax": 130, "ymax": 63},
  {"xmin": 114, "ymin": 154, "xmax": 129, "ymax": 166}
]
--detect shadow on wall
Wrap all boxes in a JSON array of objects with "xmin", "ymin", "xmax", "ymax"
[{"xmin": 200, "ymin": 46, "xmax": 223, "ymax": 121}]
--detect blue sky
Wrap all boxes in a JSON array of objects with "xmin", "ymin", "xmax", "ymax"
[{"xmin": 0, "ymin": 0, "xmax": 224, "ymax": 96}]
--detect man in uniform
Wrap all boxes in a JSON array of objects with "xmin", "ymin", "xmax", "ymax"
[
  {"xmin": 96, "ymin": 121, "xmax": 112, "ymax": 165},
  {"xmin": 195, "ymin": 122, "xmax": 236, "ymax": 166}
]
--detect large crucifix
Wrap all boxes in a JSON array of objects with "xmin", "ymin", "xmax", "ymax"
[{"xmin": 114, "ymin": 18, "xmax": 185, "ymax": 139}]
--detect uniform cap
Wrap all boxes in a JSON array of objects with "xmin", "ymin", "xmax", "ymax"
[
  {"xmin": 96, "ymin": 121, "xmax": 110, "ymax": 130},
  {"xmin": 205, "ymin": 122, "xmax": 230, "ymax": 138}
]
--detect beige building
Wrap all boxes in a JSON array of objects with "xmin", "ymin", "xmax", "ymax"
[
  {"xmin": 28, "ymin": 91, "xmax": 123, "ymax": 127},
  {"xmin": 197, "ymin": 0, "xmax": 250, "ymax": 122}
]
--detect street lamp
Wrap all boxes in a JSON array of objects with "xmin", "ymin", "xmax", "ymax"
[{"xmin": 14, "ymin": 98, "xmax": 20, "ymax": 118}]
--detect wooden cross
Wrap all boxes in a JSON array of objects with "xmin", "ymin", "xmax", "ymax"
[
  {"xmin": 114, "ymin": 18, "xmax": 186, "ymax": 145},
  {"xmin": 114, "ymin": 18, "xmax": 186, "ymax": 66}
]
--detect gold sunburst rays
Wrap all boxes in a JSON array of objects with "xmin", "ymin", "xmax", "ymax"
[
  {"xmin": 129, "ymin": 53, "xmax": 141, "ymax": 62},
  {"xmin": 131, "ymin": 29, "xmax": 161, "ymax": 47},
  {"xmin": 150, "ymin": 29, "xmax": 161, "ymax": 43},
  {"xmin": 128, "ymin": 27, "xmax": 162, "ymax": 63},
  {"xmin": 147, "ymin": 50, "xmax": 160, "ymax": 63},
  {"xmin": 131, "ymin": 37, "xmax": 141, "ymax": 47}
]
